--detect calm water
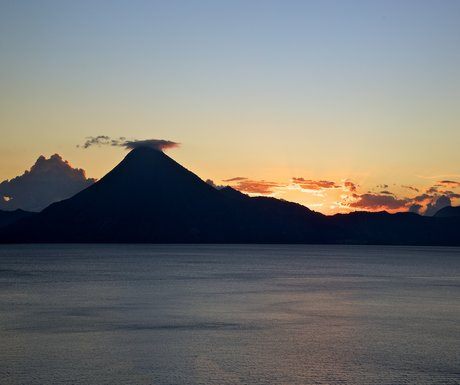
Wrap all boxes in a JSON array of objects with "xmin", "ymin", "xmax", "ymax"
[{"xmin": 0, "ymin": 245, "xmax": 459, "ymax": 385}]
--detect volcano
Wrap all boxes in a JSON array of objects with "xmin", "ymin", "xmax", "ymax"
[{"xmin": 0, "ymin": 147, "xmax": 326, "ymax": 243}]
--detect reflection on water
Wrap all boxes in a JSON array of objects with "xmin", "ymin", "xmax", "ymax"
[{"xmin": 0, "ymin": 244, "xmax": 459, "ymax": 384}]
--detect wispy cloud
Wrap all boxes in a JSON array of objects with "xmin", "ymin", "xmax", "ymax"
[
  {"xmin": 292, "ymin": 177, "xmax": 341, "ymax": 191},
  {"xmin": 402, "ymin": 185, "xmax": 420, "ymax": 193},
  {"xmin": 222, "ymin": 177, "xmax": 247, "ymax": 182},
  {"xmin": 438, "ymin": 180, "xmax": 460, "ymax": 187},
  {"xmin": 223, "ymin": 177, "xmax": 284, "ymax": 194},
  {"xmin": 78, "ymin": 136, "xmax": 179, "ymax": 151}
]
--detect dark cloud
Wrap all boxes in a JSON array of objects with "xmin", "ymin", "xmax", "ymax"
[
  {"xmin": 79, "ymin": 136, "xmax": 179, "ymax": 151},
  {"xmin": 413, "ymin": 193, "xmax": 432, "ymax": 203},
  {"xmin": 426, "ymin": 186, "xmax": 440, "ymax": 194},
  {"xmin": 123, "ymin": 139, "xmax": 179, "ymax": 151},
  {"xmin": 0, "ymin": 154, "xmax": 96, "ymax": 212},
  {"xmin": 349, "ymin": 193, "xmax": 410, "ymax": 211},
  {"xmin": 424, "ymin": 183, "xmax": 460, "ymax": 197},
  {"xmin": 446, "ymin": 192, "xmax": 460, "ymax": 199},
  {"xmin": 222, "ymin": 177, "xmax": 247, "ymax": 182},
  {"xmin": 78, "ymin": 135, "xmax": 113, "ymax": 149},
  {"xmin": 380, "ymin": 190, "xmax": 394, "ymax": 195},
  {"xmin": 424, "ymin": 195, "xmax": 452, "ymax": 216},
  {"xmin": 402, "ymin": 185, "xmax": 420, "ymax": 193},
  {"xmin": 438, "ymin": 180, "xmax": 460, "ymax": 187},
  {"xmin": 344, "ymin": 181, "xmax": 357, "ymax": 192},
  {"xmin": 377, "ymin": 184, "xmax": 389, "ymax": 189},
  {"xmin": 292, "ymin": 178, "xmax": 340, "ymax": 190},
  {"xmin": 408, "ymin": 204, "xmax": 423, "ymax": 214}
]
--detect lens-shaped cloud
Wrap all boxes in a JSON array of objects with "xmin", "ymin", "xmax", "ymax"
[{"xmin": 78, "ymin": 136, "xmax": 179, "ymax": 151}]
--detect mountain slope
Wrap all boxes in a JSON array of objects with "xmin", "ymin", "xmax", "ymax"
[
  {"xmin": 331, "ymin": 211, "xmax": 460, "ymax": 245},
  {"xmin": 0, "ymin": 147, "xmax": 324, "ymax": 243},
  {"xmin": 0, "ymin": 209, "xmax": 34, "ymax": 229},
  {"xmin": 434, "ymin": 205, "xmax": 460, "ymax": 218}
]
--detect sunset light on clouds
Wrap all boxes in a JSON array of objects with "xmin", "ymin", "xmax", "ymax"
[{"xmin": 221, "ymin": 173, "xmax": 460, "ymax": 215}]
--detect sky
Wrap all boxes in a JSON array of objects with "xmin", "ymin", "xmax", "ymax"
[{"xmin": 1, "ymin": 0, "xmax": 459, "ymax": 214}]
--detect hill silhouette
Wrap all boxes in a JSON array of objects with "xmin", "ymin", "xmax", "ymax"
[
  {"xmin": 0, "ymin": 147, "xmax": 327, "ymax": 243},
  {"xmin": 0, "ymin": 147, "xmax": 459, "ymax": 245},
  {"xmin": 0, "ymin": 209, "xmax": 34, "ymax": 229},
  {"xmin": 434, "ymin": 205, "xmax": 460, "ymax": 218}
]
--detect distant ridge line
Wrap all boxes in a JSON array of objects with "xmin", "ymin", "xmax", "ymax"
[{"xmin": 0, "ymin": 147, "xmax": 459, "ymax": 245}]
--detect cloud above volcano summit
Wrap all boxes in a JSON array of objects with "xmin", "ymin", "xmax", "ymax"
[{"xmin": 78, "ymin": 136, "xmax": 180, "ymax": 151}]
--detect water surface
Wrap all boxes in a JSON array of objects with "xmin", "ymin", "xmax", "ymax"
[{"xmin": 0, "ymin": 244, "xmax": 459, "ymax": 384}]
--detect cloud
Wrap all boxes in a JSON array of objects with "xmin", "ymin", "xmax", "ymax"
[
  {"xmin": 217, "ymin": 173, "xmax": 460, "ymax": 215},
  {"xmin": 123, "ymin": 139, "xmax": 179, "ymax": 151},
  {"xmin": 402, "ymin": 185, "xmax": 420, "ymax": 193},
  {"xmin": 222, "ymin": 177, "xmax": 247, "ymax": 182},
  {"xmin": 78, "ymin": 135, "xmax": 113, "ymax": 149},
  {"xmin": 289, "ymin": 175, "xmax": 460, "ymax": 215},
  {"xmin": 438, "ymin": 180, "xmax": 460, "ymax": 187},
  {"xmin": 344, "ymin": 181, "xmax": 357, "ymax": 192},
  {"xmin": 342, "ymin": 180, "xmax": 460, "ymax": 215},
  {"xmin": 292, "ymin": 177, "xmax": 341, "ymax": 190},
  {"xmin": 292, "ymin": 178, "xmax": 358, "ymax": 193},
  {"xmin": 426, "ymin": 186, "xmax": 440, "ymax": 194},
  {"xmin": 224, "ymin": 178, "xmax": 284, "ymax": 194},
  {"xmin": 446, "ymin": 192, "xmax": 460, "ymax": 199},
  {"xmin": 205, "ymin": 179, "xmax": 225, "ymax": 190},
  {"xmin": 78, "ymin": 136, "xmax": 179, "ymax": 151},
  {"xmin": 408, "ymin": 204, "xmax": 423, "ymax": 214},
  {"xmin": 412, "ymin": 193, "xmax": 431, "ymax": 203},
  {"xmin": 424, "ymin": 195, "xmax": 452, "ymax": 216},
  {"xmin": 0, "ymin": 154, "xmax": 96, "ymax": 212},
  {"xmin": 425, "ymin": 184, "xmax": 460, "ymax": 197},
  {"xmin": 348, "ymin": 193, "xmax": 410, "ymax": 211}
]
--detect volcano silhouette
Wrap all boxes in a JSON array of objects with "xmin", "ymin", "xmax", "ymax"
[{"xmin": 1, "ymin": 147, "xmax": 326, "ymax": 243}]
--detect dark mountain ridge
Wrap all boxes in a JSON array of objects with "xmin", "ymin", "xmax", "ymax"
[
  {"xmin": 0, "ymin": 147, "xmax": 459, "ymax": 245},
  {"xmin": 0, "ymin": 209, "xmax": 34, "ymax": 229},
  {"xmin": 434, "ymin": 205, "xmax": 460, "ymax": 218},
  {"xmin": 0, "ymin": 147, "xmax": 326, "ymax": 243}
]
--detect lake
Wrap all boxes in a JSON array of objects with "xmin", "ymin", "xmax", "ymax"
[{"xmin": 0, "ymin": 244, "xmax": 459, "ymax": 384}]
